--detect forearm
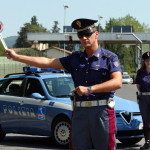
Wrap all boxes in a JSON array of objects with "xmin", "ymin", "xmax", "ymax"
[
  {"xmin": 14, "ymin": 54, "xmax": 51, "ymax": 68},
  {"xmin": 91, "ymin": 72, "xmax": 122, "ymax": 93},
  {"xmin": 92, "ymin": 79, "xmax": 122, "ymax": 93},
  {"xmin": 15, "ymin": 55, "xmax": 64, "ymax": 69},
  {"xmin": 5, "ymin": 49, "xmax": 64, "ymax": 69}
]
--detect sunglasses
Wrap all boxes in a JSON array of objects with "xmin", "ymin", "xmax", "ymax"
[{"xmin": 78, "ymin": 31, "xmax": 96, "ymax": 39}]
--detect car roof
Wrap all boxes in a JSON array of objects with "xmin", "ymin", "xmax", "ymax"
[
  {"xmin": 0, "ymin": 72, "xmax": 71, "ymax": 80},
  {"xmin": 38, "ymin": 73, "xmax": 71, "ymax": 79}
]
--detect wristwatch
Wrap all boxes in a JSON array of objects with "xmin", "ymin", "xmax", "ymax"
[{"xmin": 87, "ymin": 86, "xmax": 92, "ymax": 94}]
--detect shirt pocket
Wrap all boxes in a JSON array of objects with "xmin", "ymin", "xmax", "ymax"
[
  {"xmin": 71, "ymin": 64, "xmax": 87, "ymax": 83},
  {"xmin": 89, "ymin": 65, "xmax": 110, "ymax": 84}
]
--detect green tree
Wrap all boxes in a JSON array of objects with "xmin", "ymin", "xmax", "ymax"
[
  {"xmin": 17, "ymin": 48, "xmax": 46, "ymax": 57},
  {"xmin": 31, "ymin": 16, "xmax": 39, "ymax": 25},
  {"xmin": 105, "ymin": 14, "xmax": 148, "ymax": 32},
  {"xmin": 0, "ymin": 42, "xmax": 5, "ymax": 56},
  {"xmin": 51, "ymin": 21, "xmax": 60, "ymax": 33},
  {"xmin": 15, "ymin": 16, "xmax": 48, "ymax": 48},
  {"xmin": 104, "ymin": 14, "xmax": 150, "ymax": 73}
]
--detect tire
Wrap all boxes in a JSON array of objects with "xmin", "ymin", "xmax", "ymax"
[
  {"xmin": 118, "ymin": 137, "xmax": 142, "ymax": 145},
  {"xmin": 52, "ymin": 116, "xmax": 71, "ymax": 147},
  {"xmin": 0, "ymin": 126, "xmax": 6, "ymax": 142}
]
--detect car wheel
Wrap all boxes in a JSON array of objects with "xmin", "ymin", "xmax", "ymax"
[
  {"xmin": 52, "ymin": 117, "xmax": 71, "ymax": 147},
  {"xmin": 0, "ymin": 126, "xmax": 6, "ymax": 141},
  {"xmin": 119, "ymin": 137, "xmax": 142, "ymax": 145}
]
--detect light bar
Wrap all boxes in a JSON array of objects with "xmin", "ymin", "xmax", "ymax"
[{"xmin": 23, "ymin": 66, "xmax": 63, "ymax": 73}]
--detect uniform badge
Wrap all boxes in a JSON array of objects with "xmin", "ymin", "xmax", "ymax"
[
  {"xmin": 76, "ymin": 21, "xmax": 81, "ymax": 28},
  {"xmin": 113, "ymin": 61, "xmax": 119, "ymax": 67}
]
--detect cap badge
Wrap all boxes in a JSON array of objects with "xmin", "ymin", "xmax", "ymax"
[
  {"xmin": 76, "ymin": 21, "xmax": 81, "ymax": 28},
  {"xmin": 147, "ymin": 52, "xmax": 150, "ymax": 57}
]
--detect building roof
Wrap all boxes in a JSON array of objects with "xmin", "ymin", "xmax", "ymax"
[{"xmin": 27, "ymin": 32, "xmax": 150, "ymax": 44}]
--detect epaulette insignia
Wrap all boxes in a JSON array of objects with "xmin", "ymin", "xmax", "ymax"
[
  {"xmin": 76, "ymin": 21, "xmax": 81, "ymax": 28},
  {"xmin": 72, "ymin": 51, "xmax": 82, "ymax": 55},
  {"xmin": 103, "ymin": 52, "xmax": 112, "ymax": 58}
]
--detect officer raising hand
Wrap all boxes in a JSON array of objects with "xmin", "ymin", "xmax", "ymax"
[{"xmin": 5, "ymin": 18, "xmax": 122, "ymax": 150}]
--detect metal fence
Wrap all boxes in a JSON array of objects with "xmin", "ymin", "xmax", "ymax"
[{"xmin": 0, "ymin": 57, "xmax": 26, "ymax": 78}]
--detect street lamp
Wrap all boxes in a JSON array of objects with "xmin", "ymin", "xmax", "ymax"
[
  {"xmin": 98, "ymin": 16, "xmax": 103, "ymax": 32},
  {"xmin": 63, "ymin": 4, "xmax": 69, "ymax": 53},
  {"xmin": 64, "ymin": 4, "xmax": 69, "ymax": 32}
]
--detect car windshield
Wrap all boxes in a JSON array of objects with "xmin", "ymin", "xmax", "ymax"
[
  {"xmin": 123, "ymin": 75, "xmax": 130, "ymax": 79},
  {"xmin": 44, "ymin": 77, "xmax": 75, "ymax": 97}
]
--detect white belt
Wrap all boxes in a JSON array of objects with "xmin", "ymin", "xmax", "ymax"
[
  {"xmin": 75, "ymin": 99, "xmax": 114, "ymax": 107},
  {"xmin": 140, "ymin": 92, "xmax": 150, "ymax": 95}
]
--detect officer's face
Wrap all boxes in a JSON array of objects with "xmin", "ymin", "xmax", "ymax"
[
  {"xmin": 145, "ymin": 59, "xmax": 150, "ymax": 68},
  {"xmin": 79, "ymin": 31, "xmax": 99, "ymax": 48}
]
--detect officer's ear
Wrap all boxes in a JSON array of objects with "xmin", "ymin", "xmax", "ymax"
[{"xmin": 95, "ymin": 31, "xmax": 99, "ymax": 39}]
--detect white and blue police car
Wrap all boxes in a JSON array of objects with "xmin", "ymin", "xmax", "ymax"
[{"xmin": 0, "ymin": 67, "xmax": 143, "ymax": 147}]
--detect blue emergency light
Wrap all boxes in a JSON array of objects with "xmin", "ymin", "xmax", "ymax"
[{"xmin": 23, "ymin": 66, "xmax": 63, "ymax": 73}]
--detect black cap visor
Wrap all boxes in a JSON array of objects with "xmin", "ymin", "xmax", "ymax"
[
  {"xmin": 143, "ymin": 56, "xmax": 150, "ymax": 60},
  {"xmin": 77, "ymin": 28, "xmax": 97, "ymax": 38},
  {"xmin": 142, "ymin": 52, "xmax": 150, "ymax": 60}
]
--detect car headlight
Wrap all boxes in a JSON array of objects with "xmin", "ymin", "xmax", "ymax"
[{"xmin": 139, "ymin": 122, "xmax": 143, "ymax": 130}]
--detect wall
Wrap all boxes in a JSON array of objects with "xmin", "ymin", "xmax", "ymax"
[{"xmin": 0, "ymin": 57, "xmax": 26, "ymax": 78}]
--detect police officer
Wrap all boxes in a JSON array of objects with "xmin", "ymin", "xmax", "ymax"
[
  {"xmin": 5, "ymin": 18, "xmax": 122, "ymax": 150},
  {"xmin": 135, "ymin": 52, "xmax": 150, "ymax": 150}
]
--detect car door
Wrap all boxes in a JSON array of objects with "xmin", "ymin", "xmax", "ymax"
[
  {"xmin": 18, "ymin": 78, "xmax": 50, "ymax": 135},
  {"xmin": 0, "ymin": 78, "xmax": 25, "ymax": 132}
]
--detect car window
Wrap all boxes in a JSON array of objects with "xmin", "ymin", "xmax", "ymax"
[
  {"xmin": 25, "ymin": 78, "xmax": 45, "ymax": 97},
  {"xmin": 0, "ymin": 79, "xmax": 23, "ymax": 96},
  {"xmin": 44, "ymin": 77, "xmax": 74, "ymax": 97},
  {"xmin": 122, "ymin": 75, "xmax": 130, "ymax": 79}
]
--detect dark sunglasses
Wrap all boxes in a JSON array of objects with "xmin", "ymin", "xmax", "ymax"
[{"xmin": 77, "ymin": 31, "xmax": 96, "ymax": 39}]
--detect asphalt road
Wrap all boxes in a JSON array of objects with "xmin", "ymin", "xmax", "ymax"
[
  {"xmin": 0, "ymin": 84, "xmax": 144, "ymax": 150},
  {"xmin": 116, "ymin": 84, "xmax": 137, "ymax": 101},
  {"xmin": 0, "ymin": 133, "xmax": 144, "ymax": 150}
]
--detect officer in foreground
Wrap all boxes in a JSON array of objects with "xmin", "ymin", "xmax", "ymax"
[
  {"xmin": 135, "ymin": 52, "xmax": 150, "ymax": 150},
  {"xmin": 5, "ymin": 18, "xmax": 122, "ymax": 150}
]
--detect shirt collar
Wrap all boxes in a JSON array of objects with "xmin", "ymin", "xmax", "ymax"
[
  {"xmin": 81, "ymin": 47, "xmax": 102, "ymax": 59},
  {"xmin": 93, "ymin": 47, "xmax": 102, "ymax": 59}
]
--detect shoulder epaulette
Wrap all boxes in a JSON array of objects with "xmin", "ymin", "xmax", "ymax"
[
  {"xmin": 102, "ymin": 52, "xmax": 112, "ymax": 58},
  {"xmin": 72, "ymin": 51, "xmax": 82, "ymax": 55}
]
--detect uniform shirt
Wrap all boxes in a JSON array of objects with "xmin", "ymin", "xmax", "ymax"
[
  {"xmin": 135, "ymin": 70, "xmax": 150, "ymax": 92},
  {"xmin": 59, "ymin": 47, "xmax": 121, "ymax": 101}
]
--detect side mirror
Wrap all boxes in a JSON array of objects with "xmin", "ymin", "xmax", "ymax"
[{"xmin": 31, "ymin": 93, "xmax": 45, "ymax": 100}]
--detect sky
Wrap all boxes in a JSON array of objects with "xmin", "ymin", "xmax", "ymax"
[{"xmin": 0, "ymin": 0, "xmax": 150, "ymax": 38}]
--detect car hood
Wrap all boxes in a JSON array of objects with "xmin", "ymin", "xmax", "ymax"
[{"xmin": 114, "ymin": 96, "xmax": 140, "ymax": 112}]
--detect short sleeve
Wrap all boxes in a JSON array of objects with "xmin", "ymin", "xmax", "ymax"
[
  {"xmin": 59, "ymin": 55, "xmax": 72, "ymax": 72},
  {"xmin": 109, "ymin": 55, "xmax": 122, "ymax": 72}
]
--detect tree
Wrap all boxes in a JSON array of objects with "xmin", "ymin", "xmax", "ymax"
[
  {"xmin": 0, "ymin": 42, "xmax": 5, "ymax": 56},
  {"xmin": 104, "ymin": 14, "xmax": 148, "ymax": 32},
  {"xmin": 104, "ymin": 14, "xmax": 150, "ymax": 73},
  {"xmin": 17, "ymin": 48, "xmax": 46, "ymax": 57},
  {"xmin": 15, "ymin": 16, "xmax": 48, "ymax": 48},
  {"xmin": 31, "ymin": 16, "xmax": 39, "ymax": 25},
  {"xmin": 51, "ymin": 21, "xmax": 61, "ymax": 33}
]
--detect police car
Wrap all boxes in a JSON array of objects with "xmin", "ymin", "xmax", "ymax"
[{"xmin": 0, "ymin": 67, "xmax": 143, "ymax": 147}]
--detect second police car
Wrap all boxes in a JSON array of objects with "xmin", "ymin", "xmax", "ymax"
[{"xmin": 0, "ymin": 67, "xmax": 143, "ymax": 147}]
